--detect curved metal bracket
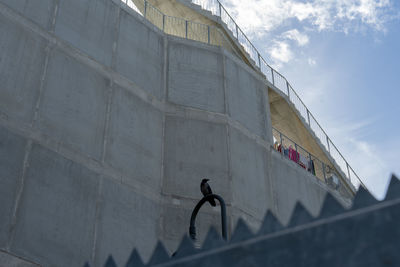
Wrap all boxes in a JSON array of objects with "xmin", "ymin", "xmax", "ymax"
[{"xmin": 189, "ymin": 194, "xmax": 227, "ymax": 241}]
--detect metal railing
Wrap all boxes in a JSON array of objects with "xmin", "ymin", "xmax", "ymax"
[
  {"xmin": 190, "ymin": 0, "xmax": 365, "ymax": 191},
  {"xmin": 272, "ymin": 128, "xmax": 346, "ymax": 191},
  {"xmin": 120, "ymin": 0, "xmax": 364, "ymax": 191},
  {"xmin": 121, "ymin": 0, "xmax": 240, "ymax": 55}
]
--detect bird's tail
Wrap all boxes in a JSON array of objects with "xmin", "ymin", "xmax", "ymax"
[{"xmin": 209, "ymin": 198, "xmax": 216, "ymax": 207}]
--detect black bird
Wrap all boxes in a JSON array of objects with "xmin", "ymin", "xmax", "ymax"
[{"xmin": 200, "ymin": 179, "xmax": 216, "ymax": 207}]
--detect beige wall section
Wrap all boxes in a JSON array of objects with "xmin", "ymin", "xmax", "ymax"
[
  {"xmin": 144, "ymin": 0, "xmax": 260, "ymax": 73},
  {"xmin": 149, "ymin": 0, "xmax": 217, "ymax": 25}
]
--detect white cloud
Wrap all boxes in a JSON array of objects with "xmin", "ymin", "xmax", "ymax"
[
  {"xmin": 221, "ymin": 0, "xmax": 394, "ymax": 35},
  {"xmin": 308, "ymin": 58, "xmax": 317, "ymax": 66},
  {"xmin": 268, "ymin": 41, "xmax": 293, "ymax": 67},
  {"xmin": 218, "ymin": 0, "xmax": 396, "ymax": 66},
  {"xmin": 282, "ymin": 29, "xmax": 310, "ymax": 46}
]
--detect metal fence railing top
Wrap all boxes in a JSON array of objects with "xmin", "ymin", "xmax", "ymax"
[{"xmin": 120, "ymin": 0, "xmax": 365, "ymax": 192}]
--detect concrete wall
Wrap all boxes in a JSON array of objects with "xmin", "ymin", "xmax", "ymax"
[{"xmin": 0, "ymin": 0, "xmax": 351, "ymax": 266}]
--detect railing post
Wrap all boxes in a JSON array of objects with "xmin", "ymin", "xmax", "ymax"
[
  {"xmin": 257, "ymin": 53, "xmax": 261, "ymax": 68},
  {"xmin": 162, "ymin": 14, "xmax": 165, "ymax": 32},
  {"xmin": 207, "ymin": 25, "xmax": 210, "ymax": 44},
  {"xmin": 326, "ymin": 136, "xmax": 330, "ymax": 152},
  {"xmin": 308, "ymin": 152, "xmax": 312, "ymax": 173},
  {"xmin": 144, "ymin": 0, "xmax": 147, "ymax": 18},
  {"xmin": 236, "ymin": 24, "xmax": 239, "ymax": 39},
  {"xmin": 346, "ymin": 162, "xmax": 351, "ymax": 181},
  {"xmin": 271, "ymin": 69, "xmax": 275, "ymax": 86},
  {"xmin": 286, "ymin": 80, "xmax": 290, "ymax": 98},
  {"xmin": 279, "ymin": 132, "xmax": 283, "ymax": 156},
  {"xmin": 307, "ymin": 109, "xmax": 311, "ymax": 126},
  {"xmin": 219, "ymin": 2, "xmax": 222, "ymax": 16},
  {"xmin": 185, "ymin": 20, "xmax": 188, "ymax": 38}
]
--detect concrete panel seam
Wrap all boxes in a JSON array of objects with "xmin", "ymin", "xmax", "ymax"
[
  {"xmin": 50, "ymin": 0, "xmax": 60, "ymax": 33},
  {"xmin": 167, "ymin": 34, "xmax": 220, "ymax": 54},
  {"xmin": 223, "ymin": 49, "xmax": 266, "ymax": 84},
  {"xmin": 159, "ymin": 114, "xmax": 166, "ymax": 196},
  {"xmin": 0, "ymin": 2, "xmax": 56, "ymax": 46},
  {"xmin": 163, "ymin": 37, "xmax": 169, "ymax": 102},
  {"xmin": 225, "ymin": 125, "xmax": 233, "ymax": 206},
  {"xmin": 0, "ymin": 249, "xmax": 41, "ymax": 266},
  {"xmin": 163, "ymin": 106, "xmax": 271, "ymax": 148},
  {"xmin": 101, "ymin": 82, "xmax": 114, "ymax": 164},
  {"xmin": 0, "ymin": 117, "xmax": 163, "ymax": 204},
  {"xmin": 221, "ymin": 48, "xmax": 229, "ymax": 115},
  {"xmin": 266, "ymin": 148, "xmax": 279, "ymax": 214},
  {"xmin": 0, "ymin": 0, "xmax": 165, "ymax": 115},
  {"xmin": 6, "ymin": 140, "xmax": 33, "ymax": 250},
  {"xmin": 111, "ymin": 3, "xmax": 121, "ymax": 70},
  {"xmin": 31, "ymin": 42, "xmax": 52, "ymax": 128},
  {"xmin": 91, "ymin": 176, "xmax": 104, "ymax": 264}
]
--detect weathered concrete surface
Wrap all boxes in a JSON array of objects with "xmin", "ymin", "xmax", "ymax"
[
  {"xmin": 116, "ymin": 8, "xmax": 164, "ymax": 99},
  {"xmin": 0, "ymin": 0, "xmax": 55, "ymax": 30},
  {"xmin": 0, "ymin": 250, "xmax": 40, "ymax": 267},
  {"xmin": 270, "ymin": 149, "xmax": 328, "ymax": 224},
  {"xmin": 94, "ymin": 178, "xmax": 160, "ymax": 265},
  {"xmin": 0, "ymin": 13, "xmax": 47, "ymax": 125},
  {"xmin": 0, "ymin": 126, "xmax": 26, "ymax": 248},
  {"xmin": 168, "ymin": 40, "xmax": 224, "ymax": 113},
  {"xmin": 225, "ymin": 57, "xmax": 271, "ymax": 141},
  {"xmin": 37, "ymin": 48, "xmax": 109, "ymax": 160},
  {"xmin": 55, "ymin": 0, "xmax": 118, "ymax": 66},
  {"xmin": 10, "ymin": 145, "xmax": 99, "ymax": 267},
  {"xmin": 105, "ymin": 84, "xmax": 164, "ymax": 193},
  {"xmin": 229, "ymin": 127, "xmax": 273, "ymax": 221},
  {"xmin": 163, "ymin": 116, "xmax": 230, "ymax": 202}
]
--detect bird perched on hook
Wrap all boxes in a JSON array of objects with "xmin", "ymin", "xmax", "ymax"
[{"xmin": 200, "ymin": 179, "xmax": 216, "ymax": 207}]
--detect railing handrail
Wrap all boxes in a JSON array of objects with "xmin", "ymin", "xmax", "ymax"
[
  {"xmin": 190, "ymin": 0, "xmax": 364, "ymax": 190},
  {"xmin": 273, "ymin": 127, "xmax": 336, "ymax": 170},
  {"xmin": 272, "ymin": 127, "xmax": 354, "ymax": 193}
]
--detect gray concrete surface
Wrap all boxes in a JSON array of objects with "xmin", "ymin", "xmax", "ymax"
[
  {"xmin": 94, "ymin": 178, "xmax": 160, "ymax": 266},
  {"xmin": 229, "ymin": 127, "xmax": 273, "ymax": 221},
  {"xmin": 0, "ymin": 0, "xmax": 55, "ymax": 30},
  {"xmin": 55, "ymin": 0, "xmax": 118, "ymax": 66},
  {"xmin": 225, "ymin": 57, "xmax": 270, "ymax": 141},
  {"xmin": 168, "ymin": 40, "xmax": 225, "ymax": 113},
  {"xmin": 36, "ymin": 48, "xmax": 109, "ymax": 160},
  {"xmin": 10, "ymin": 144, "xmax": 99, "ymax": 267},
  {"xmin": 270, "ymin": 150, "xmax": 329, "ymax": 224},
  {"xmin": 0, "ymin": 126, "xmax": 26, "ymax": 248},
  {"xmin": 0, "ymin": 13, "xmax": 47, "ymax": 125},
  {"xmin": 0, "ymin": 250, "xmax": 40, "ymax": 267},
  {"xmin": 0, "ymin": 1, "xmax": 353, "ymax": 265},
  {"xmin": 116, "ymin": 8, "xmax": 164, "ymax": 99},
  {"xmin": 162, "ymin": 116, "xmax": 230, "ymax": 202},
  {"xmin": 105, "ymin": 84, "xmax": 163, "ymax": 192}
]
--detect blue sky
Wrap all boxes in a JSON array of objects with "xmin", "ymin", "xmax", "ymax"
[{"xmin": 219, "ymin": 0, "xmax": 400, "ymax": 198}]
